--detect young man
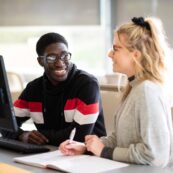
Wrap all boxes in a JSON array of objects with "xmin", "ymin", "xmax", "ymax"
[{"xmin": 2, "ymin": 32, "xmax": 106, "ymax": 146}]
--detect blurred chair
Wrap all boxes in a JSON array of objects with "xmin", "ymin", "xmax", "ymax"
[
  {"xmin": 7, "ymin": 71, "xmax": 24, "ymax": 102},
  {"xmin": 7, "ymin": 71, "xmax": 36, "ymax": 130},
  {"xmin": 100, "ymin": 84, "xmax": 124, "ymax": 135}
]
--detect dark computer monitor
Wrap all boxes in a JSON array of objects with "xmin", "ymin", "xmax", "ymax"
[{"xmin": 0, "ymin": 55, "xmax": 18, "ymax": 132}]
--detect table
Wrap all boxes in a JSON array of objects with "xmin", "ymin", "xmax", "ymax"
[{"xmin": 0, "ymin": 148, "xmax": 172, "ymax": 173}]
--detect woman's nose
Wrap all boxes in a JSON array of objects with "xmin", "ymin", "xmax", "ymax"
[{"xmin": 107, "ymin": 49, "xmax": 114, "ymax": 59}]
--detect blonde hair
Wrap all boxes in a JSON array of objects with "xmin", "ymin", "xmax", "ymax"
[
  {"xmin": 116, "ymin": 17, "xmax": 173, "ymax": 102},
  {"xmin": 117, "ymin": 17, "xmax": 169, "ymax": 83}
]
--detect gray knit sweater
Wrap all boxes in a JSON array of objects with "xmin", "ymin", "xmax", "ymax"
[{"xmin": 101, "ymin": 79, "xmax": 173, "ymax": 167}]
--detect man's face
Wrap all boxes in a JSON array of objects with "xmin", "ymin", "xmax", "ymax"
[{"xmin": 42, "ymin": 42, "xmax": 71, "ymax": 85}]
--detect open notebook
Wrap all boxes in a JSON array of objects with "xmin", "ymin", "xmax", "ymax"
[{"xmin": 14, "ymin": 150, "xmax": 129, "ymax": 173}]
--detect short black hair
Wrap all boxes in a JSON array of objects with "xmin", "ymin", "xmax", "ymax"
[{"xmin": 36, "ymin": 32, "xmax": 68, "ymax": 56}]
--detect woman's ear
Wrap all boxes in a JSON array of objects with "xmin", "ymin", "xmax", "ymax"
[
  {"xmin": 37, "ymin": 57, "xmax": 44, "ymax": 67},
  {"xmin": 133, "ymin": 49, "xmax": 141, "ymax": 61}
]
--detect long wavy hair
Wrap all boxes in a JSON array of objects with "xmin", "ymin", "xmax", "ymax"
[{"xmin": 115, "ymin": 17, "xmax": 173, "ymax": 101}]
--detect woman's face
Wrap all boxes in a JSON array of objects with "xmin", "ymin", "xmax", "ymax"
[{"xmin": 108, "ymin": 33, "xmax": 136, "ymax": 77}]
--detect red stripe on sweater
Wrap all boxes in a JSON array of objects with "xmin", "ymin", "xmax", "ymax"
[
  {"xmin": 14, "ymin": 99, "xmax": 42, "ymax": 112},
  {"xmin": 14, "ymin": 99, "xmax": 28, "ymax": 109},
  {"xmin": 28, "ymin": 102, "xmax": 42, "ymax": 112},
  {"xmin": 64, "ymin": 98, "xmax": 99, "ymax": 115}
]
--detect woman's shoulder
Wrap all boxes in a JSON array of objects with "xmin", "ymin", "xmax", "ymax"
[
  {"xmin": 133, "ymin": 80, "xmax": 163, "ymax": 98},
  {"xmin": 137, "ymin": 80, "xmax": 161, "ymax": 91}
]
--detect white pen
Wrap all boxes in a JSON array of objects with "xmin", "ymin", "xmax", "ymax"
[{"xmin": 69, "ymin": 127, "xmax": 76, "ymax": 143}]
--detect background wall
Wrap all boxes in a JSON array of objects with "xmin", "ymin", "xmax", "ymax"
[
  {"xmin": 0, "ymin": 0, "xmax": 173, "ymax": 80},
  {"xmin": 0, "ymin": 0, "xmax": 100, "ymax": 25}
]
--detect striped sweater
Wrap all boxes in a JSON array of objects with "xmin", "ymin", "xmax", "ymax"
[{"xmin": 4, "ymin": 64, "xmax": 106, "ymax": 146}]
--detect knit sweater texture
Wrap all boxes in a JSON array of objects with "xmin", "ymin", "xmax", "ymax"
[{"xmin": 101, "ymin": 79, "xmax": 173, "ymax": 167}]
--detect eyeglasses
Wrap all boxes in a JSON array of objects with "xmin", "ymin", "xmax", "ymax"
[{"xmin": 40, "ymin": 52, "xmax": 71, "ymax": 64}]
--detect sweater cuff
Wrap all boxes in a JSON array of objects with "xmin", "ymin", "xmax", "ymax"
[
  {"xmin": 113, "ymin": 147, "xmax": 129, "ymax": 162},
  {"xmin": 101, "ymin": 146, "xmax": 114, "ymax": 160}
]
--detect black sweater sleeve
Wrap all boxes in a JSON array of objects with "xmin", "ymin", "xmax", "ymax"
[
  {"xmin": 101, "ymin": 146, "xmax": 114, "ymax": 160},
  {"xmin": 67, "ymin": 79, "xmax": 106, "ymax": 141}
]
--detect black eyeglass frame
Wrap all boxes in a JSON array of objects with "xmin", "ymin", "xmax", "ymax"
[{"xmin": 40, "ymin": 52, "xmax": 72, "ymax": 64}]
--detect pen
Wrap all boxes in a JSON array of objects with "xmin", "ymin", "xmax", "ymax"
[{"xmin": 69, "ymin": 128, "xmax": 76, "ymax": 143}]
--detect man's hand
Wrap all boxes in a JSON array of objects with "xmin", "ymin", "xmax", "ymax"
[{"xmin": 19, "ymin": 130, "xmax": 49, "ymax": 145}]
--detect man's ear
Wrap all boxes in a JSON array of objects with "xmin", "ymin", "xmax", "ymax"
[{"xmin": 37, "ymin": 57, "xmax": 44, "ymax": 67}]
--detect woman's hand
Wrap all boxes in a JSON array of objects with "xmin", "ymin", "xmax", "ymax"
[
  {"xmin": 59, "ymin": 140, "xmax": 86, "ymax": 155},
  {"xmin": 85, "ymin": 135, "xmax": 104, "ymax": 156}
]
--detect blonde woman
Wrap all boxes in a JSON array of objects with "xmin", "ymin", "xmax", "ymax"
[{"xmin": 59, "ymin": 17, "xmax": 173, "ymax": 167}]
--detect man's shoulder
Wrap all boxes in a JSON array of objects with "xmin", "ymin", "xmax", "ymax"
[
  {"xmin": 74, "ymin": 69, "xmax": 98, "ymax": 84},
  {"xmin": 26, "ymin": 75, "xmax": 43, "ymax": 88}
]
